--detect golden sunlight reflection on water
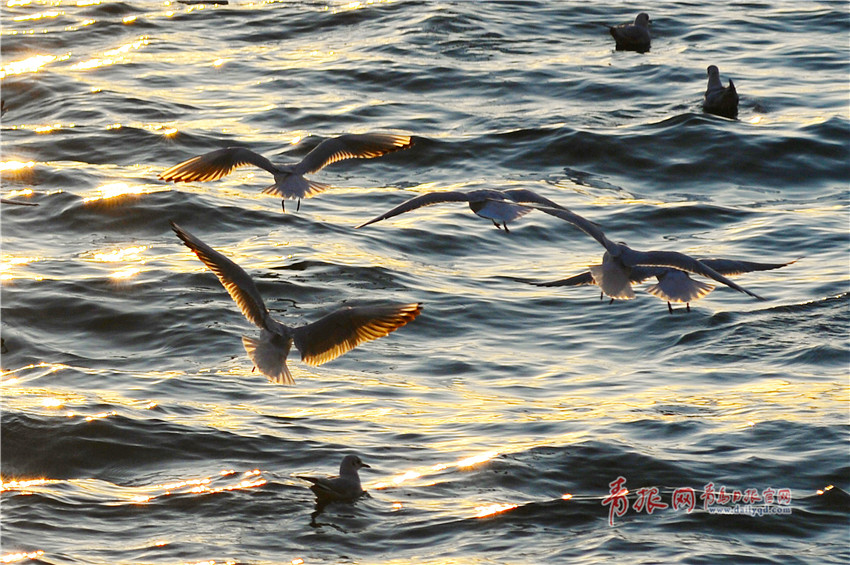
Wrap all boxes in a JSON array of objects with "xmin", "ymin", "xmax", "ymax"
[
  {"xmin": 0, "ymin": 54, "xmax": 68, "ymax": 78},
  {"xmin": 82, "ymin": 182, "xmax": 164, "ymax": 204},
  {"xmin": 473, "ymin": 502, "xmax": 518, "ymax": 518},
  {"xmin": 370, "ymin": 450, "xmax": 500, "ymax": 490},
  {"xmin": 70, "ymin": 36, "xmax": 149, "ymax": 71},
  {"xmin": 0, "ymin": 161, "xmax": 36, "ymax": 174},
  {"xmin": 1, "ymin": 469, "xmax": 266, "ymax": 509},
  {"xmin": 0, "ymin": 551, "xmax": 45, "ymax": 564}
]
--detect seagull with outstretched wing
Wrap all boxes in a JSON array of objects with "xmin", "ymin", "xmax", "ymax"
[
  {"xmin": 530, "ymin": 206, "xmax": 768, "ymax": 304},
  {"xmin": 160, "ymin": 133, "xmax": 414, "ymax": 212},
  {"xmin": 537, "ymin": 258, "xmax": 793, "ymax": 312},
  {"xmin": 171, "ymin": 222, "xmax": 421, "ymax": 384},
  {"xmin": 357, "ymin": 188, "xmax": 575, "ymax": 232}
]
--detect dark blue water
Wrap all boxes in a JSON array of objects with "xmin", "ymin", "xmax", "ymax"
[{"xmin": 2, "ymin": 2, "xmax": 848, "ymax": 564}]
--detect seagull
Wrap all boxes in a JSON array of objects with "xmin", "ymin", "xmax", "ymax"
[
  {"xmin": 356, "ymin": 188, "xmax": 573, "ymax": 232},
  {"xmin": 160, "ymin": 133, "xmax": 414, "ymax": 212},
  {"xmin": 171, "ymin": 222, "xmax": 421, "ymax": 384},
  {"xmin": 531, "ymin": 206, "xmax": 767, "ymax": 303},
  {"xmin": 538, "ymin": 259, "xmax": 792, "ymax": 312},
  {"xmin": 703, "ymin": 65, "xmax": 739, "ymax": 118},
  {"xmin": 297, "ymin": 455, "xmax": 370, "ymax": 502},
  {"xmin": 609, "ymin": 12, "xmax": 651, "ymax": 53}
]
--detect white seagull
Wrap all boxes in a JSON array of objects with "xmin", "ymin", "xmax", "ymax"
[
  {"xmin": 297, "ymin": 455, "xmax": 370, "ymax": 502},
  {"xmin": 609, "ymin": 12, "xmax": 651, "ymax": 52},
  {"xmin": 531, "ymin": 206, "xmax": 767, "ymax": 303},
  {"xmin": 703, "ymin": 65, "xmax": 739, "ymax": 118},
  {"xmin": 160, "ymin": 133, "xmax": 414, "ymax": 212},
  {"xmin": 171, "ymin": 222, "xmax": 421, "ymax": 384},
  {"xmin": 538, "ymin": 259, "xmax": 792, "ymax": 312},
  {"xmin": 356, "ymin": 188, "xmax": 573, "ymax": 232}
]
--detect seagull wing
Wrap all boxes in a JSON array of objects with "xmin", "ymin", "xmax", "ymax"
[
  {"xmin": 534, "ymin": 205, "xmax": 618, "ymax": 253},
  {"xmin": 536, "ymin": 271, "xmax": 595, "ymax": 287},
  {"xmin": 700, "ymin": 259, "xmax": 793, "ymax": 276},
  {"xmin": 294, "ymin": 133, "xmax": 414, "ymax": 175},
  {"xmin": 356, "ymin": 191, "xmax": 473, "ymax": 228},
  {"xmin": 160, "ymin": 147, "xmax": 278, "ymax": 182},
  {"xmin": 293, "ymin": 303, "xmax": 422, "ymax": 366},
  {"xmin": 502, "ymin": 189, "xmax": 567, "ymax": 209},
  {"xmin": 621, "ymin": 248, "xmax": 765, "ymax": 300},
  {"xmin": 171, "ymin": 221, "xmax": 272, "ymax": 329},
  {"xmin": 297, "ymin": 475, "xmax": 360, "ymax": 500},
  {"xmin": 611, "ymin": 24, "xmax": 646, "ymax": 43}
]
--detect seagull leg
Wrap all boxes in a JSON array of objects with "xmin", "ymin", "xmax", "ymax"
[
  {"xmin": 297, "ymin": 198, "xmax": 301, "ymax": 212},
  {"xmin": 686, "ymin": 303, "xmax": 691, "ymax": 313},
  {"xmin": 608, "ymin": 298, "xmax": 614, "ymax": 305},
  {"xmin": 503, "ymin": 222, "xmax": 510, "ymax": 233},
  {"xmin": 281, "ymin": 200, "xmax": 286, "ymax": 213},
  {"xmin": 668, "ymin": 302, "xmax": 673, "ymax": 314},
  {"xmin": 492, "ymin": 220, "xmax": 502, "ymax": 230},
  {"xmin": 600, "ymin": 292, "xmax": 604, "ymax": 301}
]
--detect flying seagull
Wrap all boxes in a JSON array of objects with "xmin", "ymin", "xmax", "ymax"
[
  {"xmin": 297, "ymin": 455, "xmax": 370, "ymax": 502},
  {"xmin": 356, "ymin": 188, "xmax": 574, "ymax": 232},
  {"xmin": 609, "ymin": 12, "xmax": 651, "ymax": 53},
  {"xmin": 538, "ymin": 259, "xmax": 792, "ymax": 312},
  {"xmin": 530, "ymin": 206, "xmax": 767, "ymax": 303},
  {"xmin": 703, "ymin": 65, "xmax": 739, "ymax": 119},
  {"xmin": 171, "ymin": 222, "xmax": 421, "ymax": 384},
  {"xmin": 160, "ymin": 133, "xmax": 414, "ymax": 212}
]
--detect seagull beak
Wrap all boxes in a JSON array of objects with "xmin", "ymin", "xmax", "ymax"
[{"xmin": 360, "ymin": 462, "xmax": 371, "ymax": 469}]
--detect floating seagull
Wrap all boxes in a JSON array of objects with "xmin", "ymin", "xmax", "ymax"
[
  {"xmin": 703, "ymin": 65, "xmax": 739, "ymax": 119},
  {"xmin": 609, "ymin": 12, "xmax": 651, "ymax": 53},
  {"xmin": 297, "ymin": 455, "xmax": 370, "ymax": 502},
  {"xmin": 531, "ymin": 206, "xmax": 767, "ymax": 303},
  {"xmin": 171, "ymin": 222, "xmax": 421, "ymax": 384},
  {"xmin": 356, "ymin": 188, "xmax": 573, "ymax": 232},
  {"xmin": 160, "ymin": 133, "xmax": 414, "ymax": 212},
  {"xmin": 538, "ymin": 259, "xmax": 792, "ymax": 312}
]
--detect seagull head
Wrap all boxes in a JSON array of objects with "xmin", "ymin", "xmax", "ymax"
[{"xmin": 340, "ymin": 455, "xmax": 371, "ymax": 476}]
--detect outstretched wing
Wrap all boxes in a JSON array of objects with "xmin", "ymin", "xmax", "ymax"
[
  {"xmin": 356, "ymin": 191, "xmax": 472, "ymax": 228},
  {"xmin": 536, "ymin": 266, "xmax": 664, "ymax": 288},
  {"xmin": 622, "ymin": 248, "xmax": 765, "ymax": 300},
  {"xmin": 700, "ymin": 258, "xmax": 793, "ymax": 276},
  {"xmin": 171, "ymin": 221, "xmax": 271, "ymax": 329},
  {"xmin": 160, "ymin": 147, "xmax": 278, "ymax": 182},
  {"xmin": 503, "ymin": 189, "xmax": 568, "ymax": 209},
  {"xmin": 533, "ymin": 205, "xmax": 617, "ymax": 253},
  {"xmin": 536, "ymin": 271, "xmax": 595, "ymax": 287},
  {"xmin": 293, "ymin": 303, "xmax": 422, "ymax": 366},
  {"xmin": 294, "ymin": 133, "xmax": 414, "ymax": 175}
]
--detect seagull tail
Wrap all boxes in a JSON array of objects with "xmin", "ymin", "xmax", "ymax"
[
  {"xmin": 242, "ymin": 335, "xmax": 294, "ymax": 385},
  {"xmin": 646, "ymin": 278, "xmax": 714, "ymax": 304},
  {"xmin": 261, "ymin": 175, "xmax": 330, "ymax": 200}
]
